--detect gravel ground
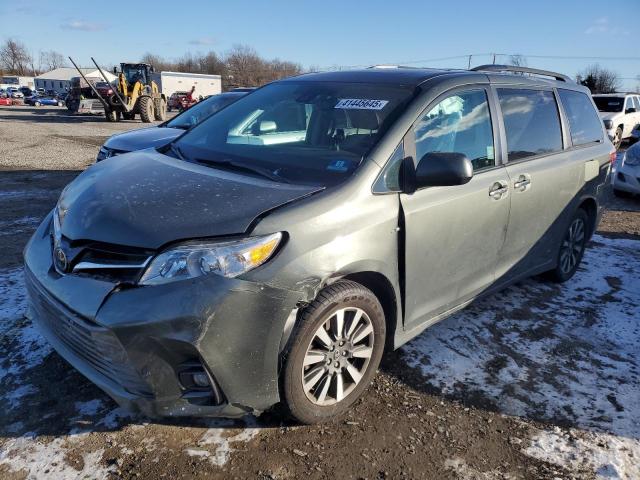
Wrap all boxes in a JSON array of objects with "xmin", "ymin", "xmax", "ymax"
[
  {"xmin": 0, "ymin": 105, "xmax": 173, "ymax": 171},
  {"xmin": 1, "ymin": 106, "xmax": 639, "ymax": 479}
]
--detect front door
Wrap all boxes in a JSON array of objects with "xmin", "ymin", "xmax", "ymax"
[{"xmin": 400, "ymin": 88, "xmax": 510, "ymax": 332}]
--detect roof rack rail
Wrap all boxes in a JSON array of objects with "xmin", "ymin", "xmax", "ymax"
[{"xmin": 470, "ymin": 64, "xmax": 573, "ymax": 83}]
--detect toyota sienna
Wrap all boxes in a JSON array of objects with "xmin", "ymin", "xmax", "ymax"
[{"xmin": 24, "ymin": 65, "xmax": 612, "ymax": 423}]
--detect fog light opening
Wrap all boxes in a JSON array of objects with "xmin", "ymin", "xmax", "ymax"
[{"xmin": 178, "ymin": 361, "xmax": 225, "ymax": 406}]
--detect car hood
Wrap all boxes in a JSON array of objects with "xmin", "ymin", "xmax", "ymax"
[
  {"xmin": 57, "ymin": 149, "xmax": 322, "ymax": 249},
  {"xmin": 598, "ymin": 111, "xmax": 621, "ymax": 122},
  {"xmin": 104, "ymin": 126, "xmax": 184, "ymax": 152}
]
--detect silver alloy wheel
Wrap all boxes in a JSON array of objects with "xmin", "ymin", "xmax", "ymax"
[
  {"xmin": 559, "ymin": 218, "xmax": 585, "ymax": 274},
  {"xmin": 613, "ymin": 128, "xmax": 622, "ymax": 149},
  {"xmin": 302, "ymin": 307, "xmax": 374, "ymax": 406}
]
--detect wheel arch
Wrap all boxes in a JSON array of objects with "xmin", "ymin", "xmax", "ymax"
[{"xmin": 334, "ymin": 271, "xmax": 399, "ymax": 352}]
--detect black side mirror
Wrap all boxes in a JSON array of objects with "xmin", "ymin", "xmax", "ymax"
[
  {"xmin": 626, "ymin": 107, "xmax": 637, "ymax": 114},
  {"xmin": 412, "ymin": 152, "xmax": 473, "ymax": 190}
]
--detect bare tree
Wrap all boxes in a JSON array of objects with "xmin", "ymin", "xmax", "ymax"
[
  {"xmin": 578, "ymin": 64, "xmax": 621, "ymax": 94},
  {"xmin": 0, "ymin": 38, "xmax": 33, "ymax": 75},
  {"xmin": 39, "ymin": 50, "xmax": 68, "ymax": 72},
  {"xmin": 138, "ymin": 45, "xmax": 302, "ymax": 90},
  {"xmin": 508, "ymin": 54, "xmax": 528, "ymax": 68}
]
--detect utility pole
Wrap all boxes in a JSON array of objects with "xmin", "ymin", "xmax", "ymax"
[
  {"xmin": 467, "ymin": 55, "xmax": 472, "ymax": 69},
  {"xmin": 492, "ymin": 53, "xmax": 496, "ymax": 65}
]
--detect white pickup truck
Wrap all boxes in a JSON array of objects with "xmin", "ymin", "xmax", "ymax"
[{"xmin": 593, "ymin": 93, "xmax": 640, "ymax": 148}]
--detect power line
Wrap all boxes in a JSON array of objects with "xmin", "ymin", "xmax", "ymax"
[{"xmin": 319, "ymin": 52, "xmax": 640, "ymax": 71}]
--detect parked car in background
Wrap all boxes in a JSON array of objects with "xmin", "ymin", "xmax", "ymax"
[
  {"xmin": 95, "ymin": 81, "xmax": 115, "ymax": 98},
  {"xmin": 631, "ymin": 123, "xmax": 640, "ymax": 141},
  {"xmin": 19, "ymin": 87, "xmax": 35, "ymax": 98},
  {"xmin": 26, "ymin": 65, "xmax": 612, "ymax": 424},
  {"xmin": 96, "ymin": 91, "xmax": 247, "ymax": 161},
  {"xmin": 167, "ymin": 91, "xmax": 189, "ymax": 112},
  {"xmin": 593, "ymin": 93, "xmax": 640, "ymax": 149},
  {"xmin": 26, "ymin": 94, "xmax": 65, "ymax": 107},
  {"xmin": 7, "ymin": 87, "xmax": 24, "ymax": 98},
  {"xmin": 612, "ymin": 140, "xmax": 640, "ymax": 197},
  {"xmin": 0, "ymin": 96, "xmax": 13, "ymax": 106}
]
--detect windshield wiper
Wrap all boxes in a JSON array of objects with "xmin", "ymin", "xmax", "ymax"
[
  {"xmin": 169, "ymin": 143, "xmax": 188, "ymax": 160},
  {"xmin": 195, "ymin": 158, "xmax": 290, "ymax": 184},
  {"xmin": 169, "ymin": 123, "xmax": 191, "ymax": 130}
]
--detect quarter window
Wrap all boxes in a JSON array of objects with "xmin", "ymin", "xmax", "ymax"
[
  {"xmin": 414, "ymin": 90, "xmax": 495, "ymax": 171},
  {"xmin": 497, "ymin": 89, "xmax": 563, "ymax": 161},
  {"xmin": 557, "ymin": 89, "xmax": 603, "ymax": 146}
]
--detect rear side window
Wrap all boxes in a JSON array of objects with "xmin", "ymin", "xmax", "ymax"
[
  {"xmin": 497, "ymin": 89, "xmax": 563, "ymax": 161},
  {"xmin": 558, "ymin": 89, "xmax": 603, "ymax": 146}
]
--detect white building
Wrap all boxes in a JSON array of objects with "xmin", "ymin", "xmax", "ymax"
[
  {"xmin": 34, "ymin": 67, "xmax": 116, "ymax": 94},
  {"xmin": 152, "ymin": 71, "xmax": 222, "ymax": 99},
  {"xmin": 0, "ymin": 75, "xmax": 35, "ymax": 90}
]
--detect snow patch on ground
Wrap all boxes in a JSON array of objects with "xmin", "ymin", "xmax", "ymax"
[
  {"xmin": 445, "ymin": 457, "xmax": 517, "ymax": 479},
  {"xmin": 402, "ymin": 235, "xmax": 640, "ymax": 435},
  {"xmin": 185, "ymin": 417, "xmax": 260, "ymax": 466},
  {"xmin": 402, "ymin": 235, "xmax": 640, "ymax": 478},
  {"xmin": 526, "ymin": 426, "xmax": 640, "ymax": 480},
  {"xmin": 0, "ymin": 268, "xmax": 52, "ymax": 382},
  {"xmin": 0, "ymin": 432, "xmax": 115, "ymax": 480}
]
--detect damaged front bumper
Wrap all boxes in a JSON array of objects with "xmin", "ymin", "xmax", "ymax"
[{"xmin": 23, "ymin": 213, "xmax": 302, "ymax": 418}]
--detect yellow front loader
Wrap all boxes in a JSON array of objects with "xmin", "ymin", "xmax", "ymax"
[{"xmin": 69, "ymin": 57, "xmax": 167, "ymax": 123}]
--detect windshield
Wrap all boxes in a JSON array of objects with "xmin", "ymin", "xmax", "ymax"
[
  {"xmin": 593, "ymin": 96, "xmax": 624, "ymax": 113},
  {"xmin": 173, "ymin": 81, "xmax": 415, "ymax": 186},
  {"xmin": 166, "ymin": 93, "xmax": 243, "ymax": 129}
]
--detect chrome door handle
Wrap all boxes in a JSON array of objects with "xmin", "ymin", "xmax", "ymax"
[
  {"xmin": 489, "ymin": 182, "xmax": 509, "ymax": 199},
  {"xmin": 514, "ymin": 178, "xmax": 531, "ymax": 189}
]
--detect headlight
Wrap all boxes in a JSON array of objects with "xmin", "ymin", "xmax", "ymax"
[
  {"xmin": 139, "ymin": 233, "xmax": 283, "ymax": 285},
  {"xmin": 623, "ymin": 147, "xmax": 640, "ymax": 166},
  {"xmin": 603, "ymin": 120, "xmax": 613, "ymax": 130}
]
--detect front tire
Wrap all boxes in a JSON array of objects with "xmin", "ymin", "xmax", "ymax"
[
  {"xmin": 34, "ymin": 101, "xmax": 41, "ymax": 107},
  {"xmin": 105, "ymin": 109, "xmax": 117, "ymax": 122},
  {"xmin": 282, "ymin": 280, "xmax": 386, "ymax": 424},
  {"xmin": 613, "ymin": 127, "xmax": 623, "ymax": 150},
  {"xmin": 546, "ymin": 209, "xmax": 588, "ymax": 283},
  {"xmin": 139, "ymin": 96, "xmax": 154, "ymax": 123}
]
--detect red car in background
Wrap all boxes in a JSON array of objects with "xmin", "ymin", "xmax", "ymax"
[
  {"xmin": 0, "ymin": 97, "xmax": 13, "ymax": 106},
  {"xmin": 167, "ymin": 91, "xmax": 189, "ymax": 112},
  {"xmin": 95, "ymin": 82, "xmax": 115, "ymax": 98}
]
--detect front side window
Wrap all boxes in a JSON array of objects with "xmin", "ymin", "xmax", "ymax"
[
  {"xmin": 558, "ymin": 89, "xmax": 603, "ymax": 146},
  {"xmin": 174, "ymin": 81, "xmax": 416, "ymax": 186},
  {"xmin": 413, "ymin": 89, "xmax": 495, "ymax": 171},
  {"xmin": 497, "ymin": 89, "xmax": 562, "ymax": 161}
]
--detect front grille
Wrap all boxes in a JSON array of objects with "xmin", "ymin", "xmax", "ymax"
[{"xmin": 26, "ymin": 269, "xmax": 152, "ymax": 397}]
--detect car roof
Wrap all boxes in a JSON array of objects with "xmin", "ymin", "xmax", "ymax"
[{"xmin": 281, "ymin": 66, "xmax": 582, "ymax": 90}]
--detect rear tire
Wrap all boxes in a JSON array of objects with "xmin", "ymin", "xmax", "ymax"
[
  {"xmin": 154, "ymin": 98, "xmax": 167, "ymax": 121},
  {"xmin": 139, "ymin": 96, "xmax": 154, "ymax": 123},
  {"xmin": 282, "ymin": 280, "xmax": 386, "ymax": 424},
  {"xmin": 57, "ymin": 101, "xmax": 63, "ymax": 107},
  {"xmin": 545, "ymin": 209, "xmax": 589, "ymax": 283},
  {"xmin": 34, "ymin": 101, "xmax": 41, "ymax": 107},
  {"xmin": 123, "ymin": 112, "xmax": 135, "ymax": 121}
]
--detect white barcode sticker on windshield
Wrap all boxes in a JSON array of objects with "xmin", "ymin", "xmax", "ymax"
[{"xmin": 335, "ymin": 99, "xmax": 389, "ymax": 110}]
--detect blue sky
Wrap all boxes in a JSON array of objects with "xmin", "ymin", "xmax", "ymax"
[{"xmin": 1, "ymin": 0, "xmax": 638, "ymax": 89}]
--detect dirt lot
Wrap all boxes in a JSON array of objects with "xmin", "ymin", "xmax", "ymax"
[{"xmin": 1, "ymin": 105, "xmax": 639, "ymax": 479}]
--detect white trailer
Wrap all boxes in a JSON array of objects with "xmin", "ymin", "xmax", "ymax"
[
  {"xmin": 0, "ymin": 75, "xmax": 35, "ymax": 89},
  {"xmin": 151, "ymin": 71, "xmax": 222, "ymax": 99}
]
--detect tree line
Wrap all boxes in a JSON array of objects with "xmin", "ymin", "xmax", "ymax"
[{"xmin": 140, "ymin": 45, "xmax": 303, "ymax": 89}]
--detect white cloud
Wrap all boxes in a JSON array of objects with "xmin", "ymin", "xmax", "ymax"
[
  {"xmin": 60, "ymin": 20, "xmax": 107, "ymax": 32},
  {"xmin": 189, "ymin": 36, "xmax": 216, "ymax": 46},
  {"xmin": 585, "ymin": 17, "xmax": 629, "ymax": 36}
]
